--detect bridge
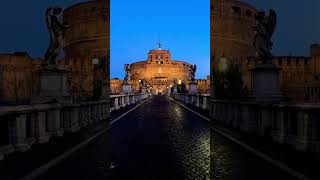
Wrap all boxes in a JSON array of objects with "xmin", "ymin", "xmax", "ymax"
[{"xmin": 0, "ymin": 92, "xmax": 304, "ymax": 180}]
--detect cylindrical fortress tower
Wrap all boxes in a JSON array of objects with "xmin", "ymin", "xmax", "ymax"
[
  {"xmin": 59, "ymin": 0, "xmax": 110, "ymax": 98},
  {"xmin": 211, "ymin": 0, "xmax": 257, "ymax": 61},
  {"xmin": 63, "ymin": 0, "xmax": 109, "ymax": 59}
]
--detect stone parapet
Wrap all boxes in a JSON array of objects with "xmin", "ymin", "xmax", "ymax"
[
  {"xmin": 0, "ymin": 98, "xmax": 110, "ymax": 161},
  {"xmin": 210, "ymin": 98, "xmax": 320, "ymax": 154}
]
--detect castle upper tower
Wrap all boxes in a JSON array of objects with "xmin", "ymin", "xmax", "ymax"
[
  {"xmin": 63, "ymin": 0, "xmax": 109, "ymax": 59},
  {"xmin": 211, "ymin": 0, "xmax": 257, "ymax": 61},
  {"xmin": 147, "ymin": 43, "xmax": 172, "ymax": 64}
]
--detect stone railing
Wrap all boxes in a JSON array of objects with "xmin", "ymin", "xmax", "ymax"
[
  {"xmin": 110, "ymin": 93, "xmax": 150, "ymax": 112},
  {"xmin": 212, "ymin": 99, "xmax": 320, "ymax": 153},
  {"xmin": 172, "ymin": 93, "xmax": 210, "ymax": 111},
  {"xmin": 0, "ymin": 99, "xmax": 109, "ymax": 161}
]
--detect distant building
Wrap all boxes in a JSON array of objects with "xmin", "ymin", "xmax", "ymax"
[
  {"xmin": 110, "ymin": 78, "xmax": 123, "ymax": 95},
  {"xmin": 0, "ymin": 53, "xmax": 42, "ymax": 104}
]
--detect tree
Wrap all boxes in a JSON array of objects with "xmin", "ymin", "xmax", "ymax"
[
  {"xmin": 177, "ymin": 82, "xmax": 187, "ymax": 93},
  {"xmin": 212, "ymin": 64, "xmax": 244, "ymax": 99},
  {"xmin": 224, "ymin": 64, "xmax": 243, "ymax": 99}
]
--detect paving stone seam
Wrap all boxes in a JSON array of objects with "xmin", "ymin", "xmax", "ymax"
[{"xmin": 171, "ymin": 98, "xmax": 312, "ymax": 180}]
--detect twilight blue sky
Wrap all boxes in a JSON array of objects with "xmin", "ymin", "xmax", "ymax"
[
  {"xmin": 243, "ymin": 0, "xmax": 320, "ymax": 57},
  {"xmin": 0, "ymin": 0, "xmax": 86, "ymax": 58},
  {"xmin": 110, "ymin": 0, "xmax": 210, "ymax": 79},
  {"xmin": 0, "ymin": 1, "xmax": 319, "ymax": 79}
]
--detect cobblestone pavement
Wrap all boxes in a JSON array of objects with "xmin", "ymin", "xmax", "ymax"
[{"xmin": 38, "ymin": 96, "xmax": 296, "ymax": 180}]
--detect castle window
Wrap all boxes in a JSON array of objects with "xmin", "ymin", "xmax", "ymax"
[
  {"xmin": 232, "ymin": 6, "xmax": 241, "ymax": 15},
  {"xmin": 279, "ymin": 59, "xmax": 282, "ymax": 66},
  {"xmin": 81, "ymin": 59, "xmax": 84, "ymax": 66},
  {"xmin": 287, "ymin": 59, "xmax": 291, "ymax": 65},
  {"xmin": 246, "ymin": 10, "xmax": 252, "ymax": 17}
]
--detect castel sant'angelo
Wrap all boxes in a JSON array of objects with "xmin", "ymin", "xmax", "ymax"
[
  {"xmin": 212, "ymin": 0, "xmax": 320, "ymax": 102},
  {"xmin": 0, "ymin": 0, "xmax": 109, "ymax": 104},
  {"xmin": 110, "ymin": 44, "xmax": 210, "ymax": 95}
]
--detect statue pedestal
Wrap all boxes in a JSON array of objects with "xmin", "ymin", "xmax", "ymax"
[
  {"xmin": 33, "ymin": 65, "xmax": 71, "ymax": 104},
  {"xmin": 122, "ymin": 83, "xmax": 132, "ymax": 94},
  {"xmin": 173, "ymin": 86, "xmax": 178, "ymax": 94},
  {"xmin": 100, "ymin": 79, "xmax": 109, "ymax": 99},
  {"xmin": 142, "ymin": 87, "xmax": 147, "ymax": 94},
  {"xmin": 250, "ymin": 63, "xmax": 283, "ymax": 102},
  {"xmin": 188, "ymin": 82, "xmax": 198, "ymax": 95}
]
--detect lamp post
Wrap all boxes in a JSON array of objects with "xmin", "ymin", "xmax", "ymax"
[
  {"xmin": 92, "ymin": 58, "xmax": 99, "ymax": 99},
  {"xmin": 138, "ymin": 79, "xmax": 142, "ymax": 93},
  {"xmin": 219, "ymin": 55, "xmax": 228, "ymax": 97}
]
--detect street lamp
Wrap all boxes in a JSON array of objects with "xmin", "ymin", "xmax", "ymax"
[
  {"xmin": 219, "ymin": 55, "xmax": 228, "ymax": 73},
  {"xmin": 219, "ymin": 55, "xmax": 228, "ymax": 96},
  {"xmin": 92, "ymin": 58, "xmax": 99, "ymax": 65},
  {"xmin": 92, "ymin": 58, "xmax": 99, "ymax": 99}
]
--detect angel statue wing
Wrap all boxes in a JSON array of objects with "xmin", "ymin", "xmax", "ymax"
[{"xmin": 267, "ymin": 9, "xmax": 277, "ymax": 41}]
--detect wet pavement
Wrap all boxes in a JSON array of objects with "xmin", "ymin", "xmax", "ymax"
[{"xmin": 38, "ymin": 96, "xmax": 296, "ymax": 180}]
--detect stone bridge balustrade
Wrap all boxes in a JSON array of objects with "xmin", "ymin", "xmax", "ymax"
[
  {"xmin": 110, "ymin": 93, "xmax": 150, "ymax": 112},
  {"xmin": 211, "ymin": 99, "xmax": 320, "ymax": 153},
  {"xmin": 172, "ymin": 93, "xmax": 210, "ymax": 111},
  {"xmin": 0, "ymin": 99, "xmax": 110, "ymax": 161}
]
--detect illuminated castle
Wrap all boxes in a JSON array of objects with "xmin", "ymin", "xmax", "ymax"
[{"xmin": 111, "ymin": 43, "xmax": 210, "ymax": 95}]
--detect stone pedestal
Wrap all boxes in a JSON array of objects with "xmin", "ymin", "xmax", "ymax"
[
  {"xmin": 33, "ymin": 65, "xmax": 71, "ymax": 103},
  {"xmin": 142, "ymin": 87, "xmax": 147, "ymax": 94},
  {"xmin": 251, "ymin": 64, "xmax": 283, "ymax": 102},
  {"xmin": 14, "ymin": 115, "xmax": 31, "ymax": 152},
  {"xmin": 122, "ymin": 83, "xmax": 132, "ymax": 94},
  {"xmin": 36, "ymin": 112, "xmax": 50, "ymax": 144},
  {"xmin": 188, "ymin": 82, "xmax": 198, "ymax": 95},
  {"xmin": 47, "ymin": 109, "xmax": 64, "ymax": 137},
  {"xmin": 102, "ymin": 80, "xmax": 109, "ymax": 98},
  {"xmin": 173, "ymin": 87, "xmax": 178, "ymax": 94}
]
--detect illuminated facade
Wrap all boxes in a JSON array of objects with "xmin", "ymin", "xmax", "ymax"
[{"xmin": 130, "ymin": 46, "xmax": 193, "ymax": 94}]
